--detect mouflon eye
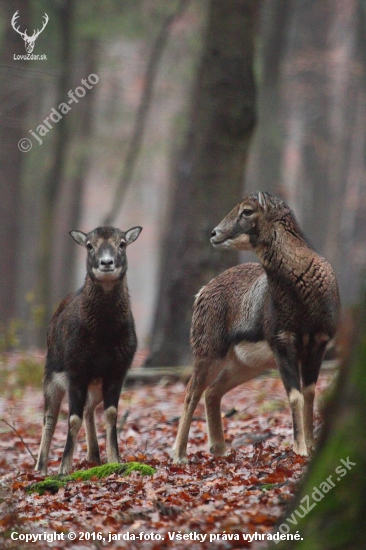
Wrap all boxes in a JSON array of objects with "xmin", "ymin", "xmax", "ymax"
[{"xmin": 241, "ymin": 208, "xmax": 254, "ymax": 217}]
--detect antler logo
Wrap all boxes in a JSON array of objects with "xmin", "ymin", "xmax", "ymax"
[{"xmin": 11, "ymin": 10, "xmax": 49, "ymax": 54}]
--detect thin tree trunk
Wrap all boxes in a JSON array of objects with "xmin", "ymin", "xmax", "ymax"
[
  {"xmin": 36, "ymin": 0, "xmax": 74, "ymax": 339},
  {"xmin": 103, "ymin": 0, "xmax": 191, "ymax": 226},
  {"xmin": 51, "ymin": 38, "xmax": 98, "ymax": 306},
  {"xmin": 246, "ymin": 0, "xmax": 292, "ymax": 195},
  {"xmin": 147, "ymin": 0, "xmax": 257, "ymax": 366},
  {"xmin": 0, "ymin": 0, "xmax": 31, "ymax": 327}
]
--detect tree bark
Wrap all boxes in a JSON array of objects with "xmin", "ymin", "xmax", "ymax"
[
  {"xmin": 50, "ymin": 37, "xmax": 98, "ymax": 307},
  {"xmin": 0, "ymin": 0, "xmax": 31, "ymax": 327},
  {"xmin": 246, "ymin": 0, "xmax": 292, "ymax": 196},
  {"xmin": 36, "ymin": 0, "xmax": 74, "ymax": 339},
  {"xmin": 146, "ymin": 0, "xmax": 257, "ymax": 366}
]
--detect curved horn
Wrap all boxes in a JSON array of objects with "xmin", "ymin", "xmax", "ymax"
[{"xmin": 257, "ymin": 191, "xmax": 267, "ymax": 211}]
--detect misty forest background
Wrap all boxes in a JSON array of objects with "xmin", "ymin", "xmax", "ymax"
[
  {"xmin": 1, "ymin": 1, "xmax": 366, "ymax": 547},
  {"xmin": 1, "ymin": 0, "xmax": 365, "ymax": 365}
]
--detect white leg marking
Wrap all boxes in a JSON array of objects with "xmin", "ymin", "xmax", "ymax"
[
  {"xmin": 303, "ymin": 383, "xmax": 316, "ymax": 449},
  {"xmin": 59, "ymin": 414, "xmax": 82, "ymax": 475},
  {"xmin": 173, "ymin": 384, "xmax": 206, "ymax": 464},
  {"xmin": 35, "ymin": 411, "xmax": 58, "ymax": 474},
  {"xmin": 84, "ymin": 380, "xmax": 102, "ymax": 463},
  {"xmin": 104, "ymin": 406, "xmax": 119, "ymax": 463},
  {"xmin": 84, "ymin": 409, "xmax": 99, "ymax": 463},
  {"xmin": 173, "ymin": 359, "xmax": 225, "ymax": 464},
  {"xmin": 69, "ymin": 414, "xmax": 83, "ymax": 437},
  {"xmin": 35, "ymin": 376, "xmax": 65, "ymax": 474},
  {"xmin": 289, "ymin": 389, "xmax": 307, "ymax": 456}
]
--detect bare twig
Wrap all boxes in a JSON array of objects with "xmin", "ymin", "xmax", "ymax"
[
  {"xmin": 103, "ymin": 0, "xmax": 191, "ymax": 225},
  {"xmin": 117, "ymin": 409, "xmax": 130, "ymax": 435},
  {"xmin": 1, "ymin": 417, "xmax": 37, "ymax": 464}
]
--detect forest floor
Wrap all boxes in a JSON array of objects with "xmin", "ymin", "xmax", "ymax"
[{"xmin": 0, "ymin": 351, "xmax": 337, "ymax": 550}]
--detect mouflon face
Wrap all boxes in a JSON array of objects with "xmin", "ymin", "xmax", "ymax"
[
  {"xmin": 210, "ymin": 191, "xmax": 299, "ymax": 251},
  {"xmin": 70, "ymin": 225, "xmax": 142, "ymax": 284}
]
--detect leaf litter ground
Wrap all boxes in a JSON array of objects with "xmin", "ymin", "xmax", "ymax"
[{"xmin": 0, "ymin": 356, "xmax": 336, "ymax": 550}]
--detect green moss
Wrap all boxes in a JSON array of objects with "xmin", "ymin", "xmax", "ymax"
[
  {"xmin": 26, "ymin": 462, "xmax": 155, "ymax": 495},
  {"xmin": 27, "ymin": 479, "xmax": 65, "ymax": 496},
  {"xmin": 119, "ymin": 462, "xmax": 156, "ymax": 476},
  {"xmin": 67, "ymin": 461, "xmax": 155, "ymax": 481}
]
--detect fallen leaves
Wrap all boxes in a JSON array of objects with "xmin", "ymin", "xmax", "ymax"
[{"xmin": 0, "ymin": 364, "xmax": 336, "ymax": 549}]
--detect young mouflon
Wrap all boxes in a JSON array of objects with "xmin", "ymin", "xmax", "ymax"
[
  {"xmin": 35, "ymin": 225, "xmax": 142, "ymax": 475},
  {"xmin": 173, "ymin": 192, "xmax": 340, "ymax": 463}
]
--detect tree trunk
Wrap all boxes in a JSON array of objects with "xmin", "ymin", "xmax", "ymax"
[
  {"xmin": 247, "ymin": 0, "xmax": 365, "ymax": 306},
  {"xmin": 146, "ymin": 0, "xmax": 257, "ymax": 366},
  {"xmin": 0, "ymin": 0, "xmax": 31, "ymax": 328},
  {"xmin": 36, "ymin": 0, "xmax": 74, "ymax": 339},
  {"xmin": 50, "ymin": 38, "xmax": 98, "ymax": 307},
  {"xmin": 246, "ymin": 0, "xmax": 292, "ymax": 196}
]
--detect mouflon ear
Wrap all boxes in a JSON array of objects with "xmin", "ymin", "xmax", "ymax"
[
  {"xmin": 125, "ymin": 226, "xmax": 142, "ymax": 245},
  {"xmin": 69, "ymin": 230, "xmax": 87, "ymax": 247}
]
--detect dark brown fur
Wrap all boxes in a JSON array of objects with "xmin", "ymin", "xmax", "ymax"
[
  {"xmin": 173, "ymin": 192, "xmax": 340, "ymax": 462},
  {"xmin": 35, "ymin": 225, "xmax": 142, "ymax": 474}
]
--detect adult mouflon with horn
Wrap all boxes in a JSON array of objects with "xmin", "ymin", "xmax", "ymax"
[{"xmin": 173, "ymin": 192, "xmax": 340, "ymax": 463}]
